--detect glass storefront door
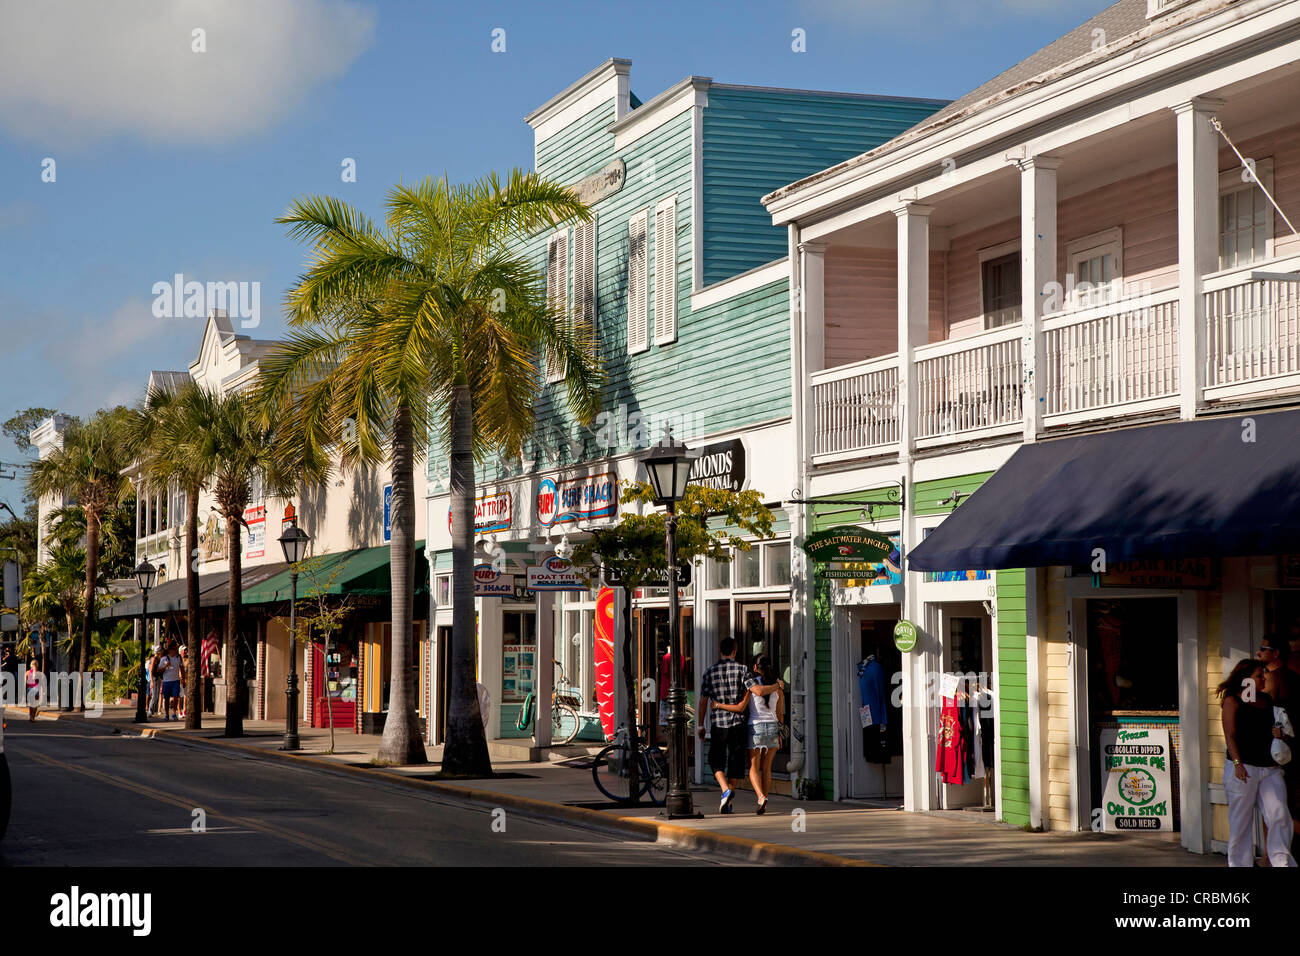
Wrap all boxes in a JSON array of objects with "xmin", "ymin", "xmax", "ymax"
[{"xmin": 737, "ymin": 601, "xmax": 792, "ymax": 773}]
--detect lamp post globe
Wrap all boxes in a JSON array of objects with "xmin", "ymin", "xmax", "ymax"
[
  {"xmin": 638, "ymin": 428, "xmax": 698, "ymax": 818},
  {"xmin": 278, "ymin": 521, "xmax": 311, "ymax": 751},
  {"xmin": 132, "ymin": 560, "xmax": 157, "ymax": 724}
]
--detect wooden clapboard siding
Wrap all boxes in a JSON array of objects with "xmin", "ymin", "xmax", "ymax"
[
  {"xmin": 701, "ymin": 88, "xmax": 947, "ymax": 287},
  {"xmin": 823, "ymin": 247, "xmax": 946, "ymax": 369},
  {"xmin": 1044, "ymin": 566, "xmax": 1072, "ymax": 830},
  {"xmin": 1206, "ymin": 590, "xmax": 1228, "ymax": 845},
  {"xmin": 996, "ymin": 569, "xmax": 1031, "ymax": 827}
]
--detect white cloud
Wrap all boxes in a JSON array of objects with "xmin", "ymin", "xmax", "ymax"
[
  {"xmin": 799, "ymin": 0, "xmax": 1105, "ymax": 33},
  {"xmin": 0, "ymin": 0, "xmax": 376, "ymax": 146}
]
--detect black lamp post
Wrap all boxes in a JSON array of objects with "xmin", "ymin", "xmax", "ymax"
[
  {"xmin": 132, "ymin": 560, "xmax": 157, "ymax": 723},
  {"xmin": 640, "ymin": 428, "xmax": 697, "ymax": 818},
  {"xmin": 279, "ymin": 520, "xmax": 310, "ymax": 751}
]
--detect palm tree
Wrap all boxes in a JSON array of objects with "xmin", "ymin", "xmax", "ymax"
[
  {"xmin": 27, "ymin": 409, "xmax": 134, "ymax": 709},
  {"xmin": 257, "ymin": 172, "xmax": 603, "ymax": 770},
  {"xmin": 128, "ymin": 381, "xmax": 215, "ymax": 729},
  {"xmin": 21, "ymin": 543, "xmax": 86, "ymax": 660},
  {"xmin": 178, "ymin": 387, "xmax": 288, "ymax": 737}
]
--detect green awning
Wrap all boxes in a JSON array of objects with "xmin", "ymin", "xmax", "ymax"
[{"xmin": 240, "ymin": 543, "xmax": 427, "ymax": 605}]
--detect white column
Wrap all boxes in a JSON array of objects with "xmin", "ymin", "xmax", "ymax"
[
  {"xmin": 800, "ymin": 239, "xmax": 827, "ymax": 377},
  {"xmin": 534, "ymin": 590, "xmax": 555, "ymax": 748},
  {"xmin": 1177, "ymin": 591, "xmax": 1210, "ymax": 853},
  {"xmin": 895, "ymin": 203, "xmax": 931, "ymax": 460},
  {"xmin": 1018, "ymin": 157, "xmax": 1060, "ymax": 442},
  {"xmin": 1174, "ymin": 97, "xmax": 1225, "ymax": 420}
]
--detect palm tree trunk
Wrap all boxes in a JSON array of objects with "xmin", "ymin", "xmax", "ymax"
[
  {"xmin": 184, "ymin": 489, "xmax": 201, "ymax": 729},
  {"xmin": 378, "ymin": 402, "xmax": 427, "ymax": 765},
  {"xmin": 223, "ymin": 513, "xmax": 244, "ymax": 737},
  {"xmin": 79, "ymin": 511, "xmax": 100, "ymax": 711},
  {"xmin": 441, "ymin": 385, "xmax": 492, "ymax": 776}
]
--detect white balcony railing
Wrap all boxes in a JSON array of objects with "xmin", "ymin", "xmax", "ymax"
[
  {"xmin": 1042, "ymin": 288, "xmax": 1180, "ymax": 417},
  {"xmin": 1204, "ymin": 261, "xmax": 1300, "ymax": 389},
  {"xmin": 810, "ymin": 354, "xmax": 899, "ymax": 457},
  {"xmin": 915, "ymin": 326, "xmax": 1023, "ymax": 440}
]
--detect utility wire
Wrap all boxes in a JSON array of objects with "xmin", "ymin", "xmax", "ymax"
[{"xmin": 1211, "ymin": 116, "xmax": 1299, "ymax": 238}]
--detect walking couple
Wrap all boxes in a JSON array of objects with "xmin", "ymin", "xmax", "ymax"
[{"xmin": 698, "ymin": 637, "xmax": 785, "ymax": 815}]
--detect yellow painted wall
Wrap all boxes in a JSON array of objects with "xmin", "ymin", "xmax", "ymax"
[
  {"xmin": 1206, "ymin": 591, "xmax": 1228, "ymax": 846},
  {"xmin": 1044, "ymin": 566, "xmax": 1073, "ymax": 830}
]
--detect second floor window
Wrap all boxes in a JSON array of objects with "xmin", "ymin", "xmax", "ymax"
[
  {"xmin": 1219, "ymin": 159, "xmax": 1273, "ymax": 271},
  {"xmin": 981, "ymin": 250, "xmax": 1021, "ymax": 328}
]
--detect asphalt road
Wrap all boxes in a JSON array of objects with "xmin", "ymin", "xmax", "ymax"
[{"xmin": 1, "ymin": 718, "xmax": 730, "ymax": 866}]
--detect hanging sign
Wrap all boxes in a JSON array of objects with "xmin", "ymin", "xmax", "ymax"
[
  {"xmin": 1099, "ymin": 559, "xmax": 1213, "ymax": 589},
  {"xmin": 1099, "ymin": 727, "xmax": 1173, "ymax": 832},
  {"xmin": 571, "ymin": 158, "xmax": 625, "ymax": 206},
  {"xmin": 686, "ymin": 439, "xmax": 746, "ymax": 492},
  {"xmin": 802, "ymin": 526, "xmax": 894, "ymax": 563},
  {"xmin": 382, "ymin": 486, "xmax": 391, "ymax": 543},
  {"xmin": 893, "ymin": 620, "xmax": 918, "ymax": 653},
  {"xmin": 536, "ymin": 472, "xmax": 617, "ymax": 527},
  {"xmin": 447, "ymin": 491, "xmax": 513, "ymax": 534},
  {"xmin": 243, "ymin": 505, "xmax": 266, "ymax": 559},
  {"xmin": 473, "ymin": 564, "xmax": 516, "ymax": 597},
  {"xmin": 282, "ymin": 503, "xmax": 298, "ymax": 536},
  {"xmin": 602, "ymin": 563, "xmax": 691, "ymax": 587},
  {"xmin": 526, "ymin": 555, "xmax": 586, "ymax": 591}
]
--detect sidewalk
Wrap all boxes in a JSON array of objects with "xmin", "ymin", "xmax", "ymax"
[{"xmin": 26, "ymin": 704, "xmax": 1222, "ymax": 867}]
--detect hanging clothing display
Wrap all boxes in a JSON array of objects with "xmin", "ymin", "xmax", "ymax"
[
  {"xmin": 936, "ymin": 694, "xmax": 968, "ymax": 784},
  {"xmin": 858, "ymin": 656, "xmax": 890, "ymax": 764}
]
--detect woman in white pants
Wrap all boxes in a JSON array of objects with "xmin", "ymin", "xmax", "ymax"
[{"xmin": 1219, "ymin": 659, "xmax": 1296, "ymax": 867}]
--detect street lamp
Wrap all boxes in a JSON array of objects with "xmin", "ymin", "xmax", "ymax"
[
  {"xmin": 640, "ymin": 428, "xmax": 697, "ymax": 818},
  {"xmin": 278, "ymin": 520, "xmax": 311, "ymax": 751},
  {"xmin": 132, "ymin": 560, "xmax": 157, "ymax": 723}
]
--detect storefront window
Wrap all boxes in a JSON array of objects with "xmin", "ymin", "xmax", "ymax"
[
  {"xmin": 707, "ymin": 556, "xmax": 730, "ymax": 590},
  {"xmin": 435, "ymin": 574, "xmax": 451, "ymax": 607},
  {"xmin": 1086, "ymin": 598, "xmax": 1178, "ymax": 715},
  {"xmin": 501, "ymin": 610, "xmax": 537, "ymax": 705},
  {"xmin": 735, "ymin": 547, "xmax": 760, "ymax": 588},
  {"xmin": 765, "ymin": 542, "xmax": 791, "ymax": 587}
]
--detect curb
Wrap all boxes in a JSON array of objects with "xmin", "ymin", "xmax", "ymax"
[{"xmin": 69, "ymin": 715, "xmax": 875, "ymax": 867}]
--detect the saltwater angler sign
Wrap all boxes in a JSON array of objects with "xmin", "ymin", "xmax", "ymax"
[{"xmin": 801, "ymin": 526, "xmax": 894, "ymax": 564}]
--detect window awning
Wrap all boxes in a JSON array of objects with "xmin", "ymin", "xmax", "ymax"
[
  {"xmin": 240, "ymin": 543, "xmax": 428, "ymax": 605},
  {"xmin": 907, "ymin": 409, "xmax": 1300, "ymax": 571}
]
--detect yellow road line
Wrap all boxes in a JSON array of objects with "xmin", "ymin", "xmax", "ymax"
[{"xmin": 17, "ymin": 746, "xmax": 373, "ymax": 866}]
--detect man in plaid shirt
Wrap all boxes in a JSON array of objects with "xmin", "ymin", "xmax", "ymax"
[{"xmin": 697, "ymin": 637, "xmax": 752, "ymax": 813}]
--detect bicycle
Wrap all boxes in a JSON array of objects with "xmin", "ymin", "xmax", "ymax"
[
  {"xmin": 514, "ymin": 659, "xmax": 582, "ymax": 745},
  {"xmin": 591, "ymin": 724, "xmax": 668, "ymax": 806}
]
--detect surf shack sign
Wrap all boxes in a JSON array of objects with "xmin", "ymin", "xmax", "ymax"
[{"xmin": 801, "ymin": 526, "xmax": 894, "ymax": 564}]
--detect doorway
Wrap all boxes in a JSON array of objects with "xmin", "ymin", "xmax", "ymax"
[
  {"xmin": 935, "ymin": 604, "xmax": 993, "ymax": 810},
  {"xmin": 737, "ymin": 601, "xmax": 791, "ymax": 774},
  {"xmin": 845, "ymin": 610, "xmax": 905, "ymax": 799}
]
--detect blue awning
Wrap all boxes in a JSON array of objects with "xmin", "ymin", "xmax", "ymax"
[{"xmin": 907, "ymin": 408, "xmax": 1300, "ymax": 571}]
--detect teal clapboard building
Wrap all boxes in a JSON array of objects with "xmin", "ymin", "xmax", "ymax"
[{"xmin": 424, "ymin": 59, "xmax": 946, "ymax": 747}]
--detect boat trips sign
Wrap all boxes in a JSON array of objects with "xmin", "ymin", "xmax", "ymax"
[
  {"xmin": 1099, "ymin": 727, "xmax": 1173, "ymax": 832},
  {"xmin": 801, "ymin": 526, "xmax": 894, "ymax": 563}
]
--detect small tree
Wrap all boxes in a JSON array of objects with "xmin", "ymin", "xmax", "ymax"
[
  {"xmin": 571, "ymin": 480, "xmax": 775, "ymax": 803},
  {"xmin": 285, "ymin": 554, "xmax": 352, "ymax": 754}
]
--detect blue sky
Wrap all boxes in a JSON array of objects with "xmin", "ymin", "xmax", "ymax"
[{"xmin": 0, "ymin": 0, "xmax": 1108, "ymax": 492}]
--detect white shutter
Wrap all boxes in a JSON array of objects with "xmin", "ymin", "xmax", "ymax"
[
  {"xmin": 627, "ymin": 211, "xmax": 648, "ymax": 354},
  {"xmin": 575, "ymin": 217, "xmax": 597, "ymax": 347},
  {"xmin": 546, "ymin": 230, "xmax": 567, "ymax": 383},
  {"xmin": 654, "ymin": 195, "xmax": 677, "ymax": 345}
]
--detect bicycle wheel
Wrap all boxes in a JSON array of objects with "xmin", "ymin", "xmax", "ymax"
[
  {"xmin": 552, "ymin": 703, "xmax": 581, "ymax": 745},
  {"xmin": 591, "ymin": 743, "xmax": 639, "ymax": 804},
  {"xmin": 642, "ymin": 748, "xmax": 668, "ymax": 807}
]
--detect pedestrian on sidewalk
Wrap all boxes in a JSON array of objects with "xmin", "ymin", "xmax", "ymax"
[
  {"xmin": 177, "ymin": 645, "xmax": 188, "ymax": 721},
  {"xmin": 1259, "ymin": 636, "xmax": 1300, "ymax": 845},
  {"xmin": 697, "ymin": 637, "xmax": 750, "ymax": 814},
  {"xmin": 1218, "ymin": 658, "xmax": 1296, "ymax": 867},
  {"xmin": 712, "ymin": 654, "xmax": 785, "ymax": 814},
  {"xmin": 148, "ymin": 645, "xmax": 165, "ymax": 718},
  {"xmin": 24, "ymin": 657, "xmax": 41, "ymax": 722},
  {"xmin": 161, "ymin": 640, "xmax": 184, "ymax": 722}
]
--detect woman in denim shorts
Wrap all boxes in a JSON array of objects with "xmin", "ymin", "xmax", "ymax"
[{"xmin": 715, "ymin": 655, "xmax": 784, "ymax": 814}]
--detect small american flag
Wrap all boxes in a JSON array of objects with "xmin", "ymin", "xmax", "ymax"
[{"xmin": 201, "ymin": 635, "xmax": 219, "ymax": 676}]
